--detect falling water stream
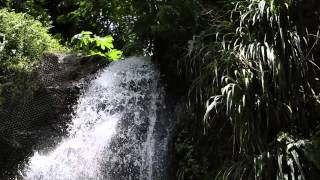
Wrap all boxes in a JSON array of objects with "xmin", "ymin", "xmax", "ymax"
[{"xmin": 21, "ymin": 57, "xmax": 169, "ymax": 180}]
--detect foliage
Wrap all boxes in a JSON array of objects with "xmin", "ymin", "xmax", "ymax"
[
  {"xmin": 305, "ymin": 130, "xmax": 320, "ymax": 170},
  {"xmin": 0, "ymin": 0, "xmax": 177, "ymax": 55},
  {"xmin": 71, "ymin": 31, "xmax": 123, "ymax": 60},
  {"xmin": 0, "ymin": 0, "xmax": 151, "ymax": 53},
  {"xmin": 58, "ymin": 0, "xmax": 159, "ymax": 54},
  {"xmin": 175, "ymin": 129, "xmax": 209, "ymax": 180},
  {"xmin": 0, "ymin": 8, "xmax": 64, "ymax": 69},
  {"xmin": 1, "ymin": 0, "xmax": 320, "ymax": 179},
  {"xmin": 0, "ymin": 0, "xmax": 52, "ymax": 27},
  {"xmin": 0, "ymin": 8, "xmax": 65, "ymax": 106},
  {"xmin": 182, "ymin": 0, "xmax": 320, "ymax": 179}
]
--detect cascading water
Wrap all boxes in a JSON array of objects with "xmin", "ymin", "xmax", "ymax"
[{"xmin": 21, "ymin": 57, "xmax": 169, "ymax": 180}]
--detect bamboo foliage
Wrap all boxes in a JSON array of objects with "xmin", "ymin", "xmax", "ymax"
[{"xmin": 183, "ymin": 0, "xmax": 320, "ymax": 179}]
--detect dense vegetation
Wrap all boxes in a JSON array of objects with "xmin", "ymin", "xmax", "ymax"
[
  {"xmin": 1, "ymin": 0, "xmax": 320, "ymax": 179},
  {"xmin": 0, "ymin": 8, "xmax": 64, "ymax": 107}
]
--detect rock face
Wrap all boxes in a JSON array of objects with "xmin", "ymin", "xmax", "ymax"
[
  {"xmin": 38, "ymin": 53, "xmax": 111, "ymax": 132},
  {"xmin": 0, "ymin": 53, "xmax": 110, "ymax": 178}
]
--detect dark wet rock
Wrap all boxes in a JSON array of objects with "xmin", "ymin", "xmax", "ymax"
[{"xmin": 0, "ymin": 53, "xmax": 110, "ymax": 178}]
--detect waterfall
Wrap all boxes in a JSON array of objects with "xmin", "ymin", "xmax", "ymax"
[{"xmin": 21, "ymin": 57, "xmax": 169, "ymax": 180}]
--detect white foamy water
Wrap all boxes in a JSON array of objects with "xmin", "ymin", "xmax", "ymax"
[{"xmin": 22, "ymin": 57, "xmax": 169, "ymax": 180}]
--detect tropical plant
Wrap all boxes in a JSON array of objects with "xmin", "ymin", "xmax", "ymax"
[
  {"xmin": 71, "ymin": 31, "xmax": 123, "ymax": 60},
  {"xmin": 182, "ymin": 0, "xmax": 320, "ymax": 179}
]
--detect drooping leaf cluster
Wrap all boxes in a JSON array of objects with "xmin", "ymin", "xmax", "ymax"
[{"xmin": 182, "ymin": 0, "xmax": 320, "ymax": 179}]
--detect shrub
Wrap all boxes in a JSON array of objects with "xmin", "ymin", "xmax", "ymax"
[
  {"xmin": 0, "ymin": 8, "xmax": 65, "ymax": 106},
  {"xmin": 0, "ymin": 8, "xmax": 64, "ymax": 72}
]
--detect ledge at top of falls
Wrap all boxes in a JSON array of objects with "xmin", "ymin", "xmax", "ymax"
[{"xmin": 39, "ymin": 53, "xmax": 112, "ymax": 87}]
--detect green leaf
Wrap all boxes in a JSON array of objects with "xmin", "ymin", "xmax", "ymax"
[
  {"xmin": 81, "ymin": 31, "xmax": 93, "ymax": 35},
  {"xmin": 107, "ymin": 49, "xmax": 123, "ymax": 60},
  {"xmin": 71, "ymin": 31, "xmax": 121, "ymax": 61}
]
